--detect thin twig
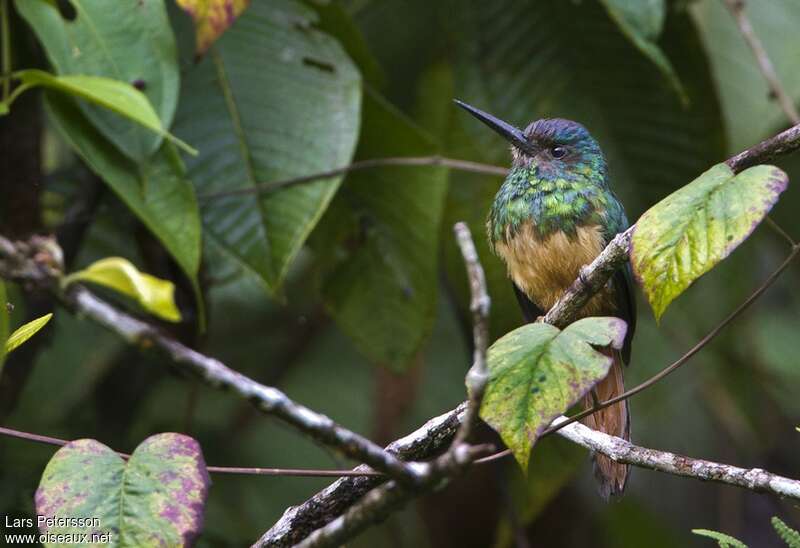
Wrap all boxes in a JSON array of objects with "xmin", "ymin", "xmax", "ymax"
[
  {"xmin": 0, "ymin": 425, "xmax": 382, "ymax": 477},
  {"xmin": 198, "ymin": 156, "xmax": 507, "ymax": 202},
  {"xmin": 1, "ymin": 0, "xmax": 10, "ymax": 102},
  {"xmin": 726, "ymin": 121, "xmax": 800, "ymax": 172},
  {"xmin": 450, "ymin": 222, "xmax": 490, "ymax": 449},
  {"xmin": 722, "ymin": 0, "xmax": 800, "ymax": 124}
]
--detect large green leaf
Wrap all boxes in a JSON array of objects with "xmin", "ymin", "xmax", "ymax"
[
  {"xmin": 16, "ymin": 0, "xmax": 180, "ymax": 162},
  {"xmin": 631, "ymin": 163, "xmax": 788, "ymax": 320},
  {"xmin": 598, "ymin": 0, "xmax": 684, "ymax": 99},
  {"xmin": 312, "ymin": 91, "xmax": 447, "ymax": 370},
  {"xmin": 692, "ymin": 0, "xmax": 800, "ymax": 153},
  {"xmin": 173, "ymin": 0, "xmax": 361, "ymax": 292},
  {"xmin": 479, "ymin": 317, "xmax": 627, "ymax": 471},
  {"xmin": 35, "ymin": 434, "xmax": 209, "ymax": 547},
  {"xmin": 45, "ymin": 93, "xmax": 201, "ymax": 296}
]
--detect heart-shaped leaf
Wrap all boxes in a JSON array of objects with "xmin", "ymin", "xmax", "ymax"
[
  {"xmin": 36, "ymin": 434, "xmax": 209, "ymax": 547},
  {"xmin": 175, "ymin": 0, "xmax": 251, "ymax": 54},
  {"xmin": 5, "ymin": 313, "xmax": 53, "ymax": 354},
  {"xmin": 64, "ymin": 258, "xmax": 181, "ymax": 322},
  {"xmin": 631, "ymin": 163, "xmax": 788, "ymax": 320},
  {"xmin": 15, "ymin": 0, "xmax": 180, "ymax": 162},
  {"xmin": 480, "ymin": 317, "xmax": 627, "ymax": 471}
]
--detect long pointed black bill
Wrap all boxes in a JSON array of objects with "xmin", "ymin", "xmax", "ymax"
[{"xmin": 453, "ymin": 99, "xmax": 534, "ymax": 154}]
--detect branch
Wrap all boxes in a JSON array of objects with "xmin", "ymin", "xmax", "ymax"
[
  {"xmin": 0, "ymin": 236, "xmax": 424, "ymax": 487},
  {"xmin": 723, "ymin": 0, "xmax": 800, "ymax": 124},
  {"xmin": 552, "ymin": 416, "xmax": 800, "ymax": 500},
  {"xmin": 450, "ymin": 222, "xmax": 490, "ymax": 449},
  {"xmin": 256, "ymin": 122, "xmax": 800, "ymax": 544},
  {"xmin": 254, "ymin": 404, "xmax": 467, "ymax": 547}
]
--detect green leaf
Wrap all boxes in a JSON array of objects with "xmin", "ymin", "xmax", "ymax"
[
  {"xmin": 175, "ymin": 0, "xmax": 250, "ymax": 54},
  {"xmin": 692, "ymin": 1, "xmax": 800, "ymax": 153},
  {"xmin": 4, "ymin": 70, "xmax": 195, "ymax": 155},
  {"xmin": 479, "ymin": 317, "xmax": 627, "ymax": 471},
  {"xmin": 631, "ymin": 163, "xmax": 788, "ymax": 320},
  {"xmin": 173, "ymin": 0, "xmax": 361, "ymax": 293},
  {"xmin": 598, "ymin": 0, "xmax": 685, "ymax": 100},
  {"xmin": 44, "ymin": 93, "xmax": 202, "ymax": 306},
  {"xmin": 312, "ymin": 91, "xmax": 447, "ymax": 370},
  {"xmin": 0, "ymin": 281, "xmax": 8, "ymax": 372},
  {"xmin": 692, "ymin": 529, "xmax": 749, "ymax": 548},
  {"xmin": 772, "ymin": 517, "xmax": 800, "ymax": 548},
  {"xmin": 64, "ymin": 258, "xmax": 181, "ymax": 322},
  {"xmin": 35, "ymin": 434, "xmax": 209, "ymax": 547},
  {"xmin": 15, "ymin": 0, "xmax": 180, "ymax": 162},
  {"xmin": 5, "ymin": 313, "xmax": 53, "ymax": 354}
]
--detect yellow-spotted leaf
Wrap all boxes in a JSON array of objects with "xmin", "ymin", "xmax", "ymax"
[
  {"xmin": 4, "ymin": 70, "xmax": 195, "ymax": 155},
  {"xmin": 5, "ymin": 313, "xmax": 53, "ymax": 354},
  {"xmin": 479, "ymin": 317, "xmax": 627, "ymax": 472},
  {"xmin": 175, "ymin": 0, "xmax": 250, "ymax": 54},
  {"xmin": 64, "ymin": 258, "xmax": 181, "ymax": 322},
  {"xmin": 632, "ymin": 163, "xmax": 788, "ymax": 320}
]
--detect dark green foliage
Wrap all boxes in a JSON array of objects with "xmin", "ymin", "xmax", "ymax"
[{"xmin": 2, "ymin": 0, "xmax": 800, "ymax": 546}]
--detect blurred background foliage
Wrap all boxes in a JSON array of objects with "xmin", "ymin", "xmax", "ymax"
[{"xmin": 1, "ymin": 0, "xmax": 799, "ymax": 546}]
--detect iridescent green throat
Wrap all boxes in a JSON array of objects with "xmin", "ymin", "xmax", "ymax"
[{"xmin": 487, "ymin": 164, "xmax": 615, "ymax": 244}]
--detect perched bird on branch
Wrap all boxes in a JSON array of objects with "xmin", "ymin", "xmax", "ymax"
[{"xmin": 456, "ymin": 100, "xmax": 637, "ymax": 498}]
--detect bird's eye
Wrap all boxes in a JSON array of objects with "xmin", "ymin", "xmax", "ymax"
[{"xmin": 550, "ymin": 146, "xmax": 568, "ymax": 159}]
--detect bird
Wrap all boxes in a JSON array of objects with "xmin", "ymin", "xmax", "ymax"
[{"xmin": 455, "ymin": 100, "xmax": 636, "ymax": 498}]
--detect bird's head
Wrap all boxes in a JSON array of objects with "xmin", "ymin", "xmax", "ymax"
[{"xmin": 454, "ymin": 100, "xmax": 607, "ymax": 185}]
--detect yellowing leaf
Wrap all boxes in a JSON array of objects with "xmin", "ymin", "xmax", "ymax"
[
  {"xmin": 3, "ymin": 70, "xmax": 196, "ymax": 155},
  {"xmin": 175, "ymin": 0, "xmax": 251, "ymax": 53},
  {"xmin": 632, "ymin": 163, "xmax": 788, "ymax": 320},
  {"xmin": 479, "ymin": 317, "xmax": 627, "ymax": 471},
  {"xmin": 5, "ymin": 313, "xmax": 53, "ymax": 354},
  {"xmin": 63, "ymin": 258, "xmax": 181, "ymax": 322}
]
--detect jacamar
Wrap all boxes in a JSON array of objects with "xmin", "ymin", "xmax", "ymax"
[{"xmin": 456, "ymin": 100, "xmax": 636, "ymax": 498}]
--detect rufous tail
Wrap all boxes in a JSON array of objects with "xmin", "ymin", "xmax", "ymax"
[{"xmin": 581, "ymin": 349, "xmax": 630, "ymax": 499}]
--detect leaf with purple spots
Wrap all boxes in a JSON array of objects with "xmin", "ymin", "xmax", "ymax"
[
  {"xmin": 175, "ymin": 0, "xmax": 250, "ymax": 53},
  {"xmin": 631, "ymin": 163, "xmax": 788, "ymax": 321},
  {"xmin": 36, "ymin": 434, "xmax": 209, "ymax": 547},
  {"xmin": 478, "ymin": 317, "xmax": 627, "ymax": 472}
]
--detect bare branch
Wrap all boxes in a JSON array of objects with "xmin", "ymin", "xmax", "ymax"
[
  {"xmin": 551, "ymin": 416, "xmax": 800, "ymax": 501},
  {"xmin": 0, "ymin": 236, "xmax": 423, "ymax": 486},
  {"xmin": 450, "ymin": 222, "xmax": 490, "ymax": 449},
  {"xmin": 722, "ymin": 0, "xmax": 800, "ymax": 124},
  {"xmin": 726, "ymin": 122, "xmax": 800, "ymax": 172},
  {"xmin": 255, "ymin": 405, "xmax": 467, "ymax": 547}
]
